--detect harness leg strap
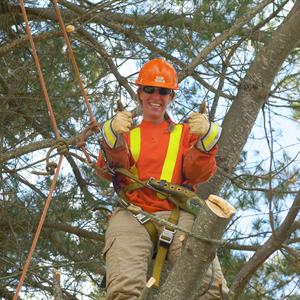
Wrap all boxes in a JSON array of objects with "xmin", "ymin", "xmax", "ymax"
[
  {"xmin": 152, "ymin": 207, "xmax": 179, "ymax": 288},
  {"xmin": 118, "ymin": 192, "xmax": 158, "ymax": 246},
  {"xmin": 117, "ymin": 188, "xmax": 179, "ymax": 288}
]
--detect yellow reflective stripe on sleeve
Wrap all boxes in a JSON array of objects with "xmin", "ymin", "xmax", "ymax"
[
  {"xmin": 202, "ymin": 122, "xmax": 220, "ymax": 150},
  {"xmin": 103, "ymin": 119, "xmax": 117, "ymax": 148},
  {"xmin": 129, "ymin": 127, "xmax": 141, "ymax": 176}
]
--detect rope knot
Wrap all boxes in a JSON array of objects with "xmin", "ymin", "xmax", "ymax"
[
  {"xmin": 31, "ymin": 140, "xmax": 70, "ymax": 176},
  {"xmin": 45, "ymin": 140, "xmax": 69, "ymax": 175},
  {"xmin": 55, "ymin": 140, "xmax": 69, "ymax": 155}
]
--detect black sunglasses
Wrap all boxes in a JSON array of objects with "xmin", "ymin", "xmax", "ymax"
[{"xmin": 142, "ymin": 86, "xmax": 173, "ymax": 96}]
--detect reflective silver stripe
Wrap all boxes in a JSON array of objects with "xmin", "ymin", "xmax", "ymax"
[
  {"xmin": 196, "ymin": 122, "xmax": 222, "ymax": 152},
  {"xmin": 102, "ymin": 119, "xmax": 117, "ymax": 148}
]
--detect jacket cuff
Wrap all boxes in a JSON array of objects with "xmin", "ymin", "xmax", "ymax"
[
  {"xmin": 195, "ymin": 122, "xmax": 222, "ymax": 152},
  {"xmin": 102, "ymin": 119, "xmax": 117, "ymax": 148}
]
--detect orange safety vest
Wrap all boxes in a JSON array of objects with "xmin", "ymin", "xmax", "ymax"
[
  {"xmin": 112, "ymin": 120, "xmax": 188, "ymax": 213},
  {"xmin": 129, "ymin": 123, "xmax": 183, "ymax": 198}
]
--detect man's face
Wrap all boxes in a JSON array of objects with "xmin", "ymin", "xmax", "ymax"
[{"xmin": 139, "ymin": 86, "xmax": 173, "ymax": 123}]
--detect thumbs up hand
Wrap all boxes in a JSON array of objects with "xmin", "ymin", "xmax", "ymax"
[
  {"xmin": 111, "ymin": 111, "xmax": 133, "ymax": 134},
  {"xmin": 187, "ymin": 113, "xmax": 210, "ymax": 137}
]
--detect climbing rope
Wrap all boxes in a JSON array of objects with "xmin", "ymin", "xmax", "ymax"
[
  {"xmin": 13, "ymin": 1, "xmax": 67, "ymax": 298},
  {"xmin": 13, "ymin": 156, "xmax": 63, "ymax": 300},
  {"xmin": 14, "ymin": 0, "xmax": 106, "ymax": 296},
  {"xmin": 51, "ymin": 0, "xmax": 97, "ymax": 126},
  {"xmin": 20, "ymin": 1, "xmax": 61, "ymax": 140},
  {"xmin": 51, "ymin": 0, "xmax": 101, "ymax": 165},
  {"xmin": 15, "ymin": 1, "xmax": 136, "ymax": 298}
]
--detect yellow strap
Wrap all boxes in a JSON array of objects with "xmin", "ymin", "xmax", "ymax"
[
  {"xmin": 129, "ymin": 127, "xmax": 141, "ymax": 176},
  {"xmin": 152, "ymin": 247, "xmax": 168, "ymax": 288},
  {"xmin": 157, "ymin": 124, "xmax": 183, "ymax": 199},
  {"xmin": 152, "ymin": 208, "xmax": 179, "ymax": 288},
  {"xmin": 144, "ymin": 222, "xmax": 158, "ymax": 246}
]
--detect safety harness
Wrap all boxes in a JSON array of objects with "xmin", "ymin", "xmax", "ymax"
[
  {"xmin": 116, "ymin": 192, "xmax": 179, "ymax": 287},
  {"xmin": 101, "ymin": 123, "xmax": 206, "ymax": 287}
]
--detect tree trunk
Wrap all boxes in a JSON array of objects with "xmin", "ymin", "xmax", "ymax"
[
  {"xmin": 160, "ymin": 1, "xmax": 300, "ymax": 298},
  {"xmin": 199, "ymin": 0, "xmax": 300, "ymax": 199},
  {"xmin": 158, "ymin": 195, "xmax": 235, "ymax": 299}
]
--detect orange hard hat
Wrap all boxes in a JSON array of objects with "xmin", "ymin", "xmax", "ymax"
[{"xmin": 135, "ymin": 58, "xmax": 179, "ymax": 90}]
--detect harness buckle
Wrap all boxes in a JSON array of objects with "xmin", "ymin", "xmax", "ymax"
[
  {"xmin": 146, "ymin": 177, "xmax": 156, "ymax": 187},
  {"xmin": 106, "ymin": 164, "xmax": 116, "ymax": 176},
  {"xmin": 118, "ymin": 197, "xmax": 129, "ymax": 208},
  {"xmin": 159, "ymin": 227, "xmax": 176, "ymax": 246},
  {"xmin": 135, "ymin": 213, "xmax": 150, "ymax": 224}
]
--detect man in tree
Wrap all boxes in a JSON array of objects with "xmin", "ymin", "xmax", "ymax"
[{"xmin": 97, "ymin": 58, "xmax": 228, "ymax": 299}]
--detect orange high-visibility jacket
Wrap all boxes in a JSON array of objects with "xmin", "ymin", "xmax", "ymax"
[{"xmin": 97, "ymin": 120, "xmax": 218, "ymax": 213}]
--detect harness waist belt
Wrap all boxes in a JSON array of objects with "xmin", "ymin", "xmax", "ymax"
[
  {"xmin": 146, "ymin": 177, "xmax": 205, "ymax": 216},
  {"xmin": 114, "ymin": 167, "xmax": 205, "ymax": 216}
]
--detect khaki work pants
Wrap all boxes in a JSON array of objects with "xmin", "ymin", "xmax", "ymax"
[{"xmin": 103, "ymin": 208, "xmax": 229, "ymax": 300}]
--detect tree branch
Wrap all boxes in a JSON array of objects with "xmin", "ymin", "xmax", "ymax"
[
  {"xmin": 178, "ymin": 0, "xmax": 274, "ymax": 79},
  {"xmin": 229, "ymin": 189, "xmax": 300, "ymax": 299}
]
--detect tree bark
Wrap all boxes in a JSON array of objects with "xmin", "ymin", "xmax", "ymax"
[
  {"xmin": 53, "ymin": 269, "xmax": 63, "ymax": 300},
  {"xmin": 158, "ymin": 195, "xmax": 235, "ymax": 299}
]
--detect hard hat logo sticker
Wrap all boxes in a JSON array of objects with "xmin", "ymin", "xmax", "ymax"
[{"xmin": 154, "ymin": 76, "xmax": 165, "ymax": 83}]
